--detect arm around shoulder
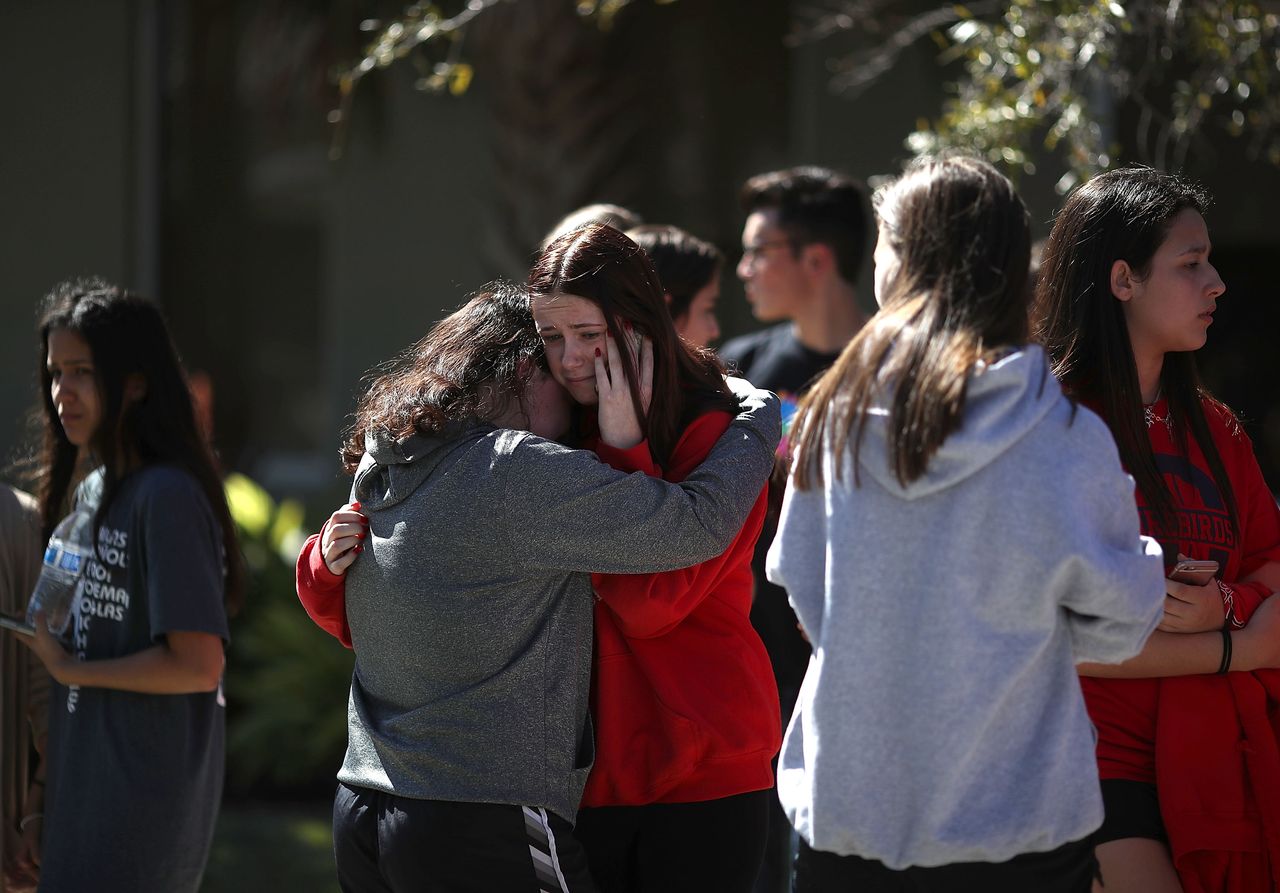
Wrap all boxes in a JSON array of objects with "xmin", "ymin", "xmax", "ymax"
[{"xmin": 502, "ymin": 391, "xmax": 780, "ymax": 576}]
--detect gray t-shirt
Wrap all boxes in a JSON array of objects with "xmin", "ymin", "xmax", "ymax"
[{"xmin": 41, "ymin": 465, "xmax": 229, "ymax": 893}]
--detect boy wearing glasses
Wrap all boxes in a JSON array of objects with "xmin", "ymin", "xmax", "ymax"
[{"xmin": 720, "ymin": 165, "xmax": 869, "ymax": 893}]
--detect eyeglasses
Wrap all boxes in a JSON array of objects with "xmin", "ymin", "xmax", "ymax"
[{"xmin": 740, "ymin": 238, "xmax": 797, "ymax": 265}]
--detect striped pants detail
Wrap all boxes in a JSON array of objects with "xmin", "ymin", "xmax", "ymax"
[{"xmin": 333, "ymin": 783, "xmax": 597, "ymax": 892}]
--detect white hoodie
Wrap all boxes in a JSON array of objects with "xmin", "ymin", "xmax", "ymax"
[{"xmin": 767, "ymin": 346, "xmax": 1165, "ymax": 869}]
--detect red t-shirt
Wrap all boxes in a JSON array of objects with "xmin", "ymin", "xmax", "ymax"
[{"xmin": 1083, "ymin": 397, "xmax": 1280, "ymax": 784}]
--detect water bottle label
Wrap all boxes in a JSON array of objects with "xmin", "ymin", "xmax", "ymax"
[
  {"xmin": 44, "ymin": 544, "xmax": 58, "ymax": 565},
  {"xmin": 59, "ymin": 551, "xmax": 83, "ymax": 574}
]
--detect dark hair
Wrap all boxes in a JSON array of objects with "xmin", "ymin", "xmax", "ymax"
[
  {"xmin": 789, "ymin": 155, "xmax": 1032, "ymax": 490},
  {"xmin": 36, "ymin": 278, "xmax": 245, "ymax": 614},
  {"xmin": 528, "ymin": 224, "xmax": 736, "ymax": 465},
  {"xmin": 1034, "ymin": 166, "xmax": 1237, "ymax": 542},
  {"xmin": 625, "ymin": 224, "xmax": 723, "ymax": 323},
  {"xmin": 541, "ymin": 204, "xmax": 644, "ymax": 251},
  {"xmin": 739, "ymin": 166, "xmax": 870, "ymax": 283},
  {"xmin": 343, "ymin": 281, "xmax": 545, "ymax": 473}
]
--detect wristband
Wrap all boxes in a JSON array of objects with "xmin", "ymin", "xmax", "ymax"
[
  {"xmin": 1217, "ymin": 628, "xmax": 1233, "ymax": 675},
  {"xmin": 18, "ymin": 812, "xmax": 43, "ymax": 831},
  {"xmin": 1217, "ymin": 581, "xmax": 1245, "ymax": 629}
]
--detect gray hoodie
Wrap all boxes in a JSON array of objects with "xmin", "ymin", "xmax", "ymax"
[
  {"xmin": 339, "ymin": 384, "xmax": 780, "ymax": 823},
  {"xmin": 767, "ymin": 347, "xmax": 1165, "ymax": 869}
]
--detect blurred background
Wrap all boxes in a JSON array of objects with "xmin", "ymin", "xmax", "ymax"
[{"xmin": 3, "ymin": 1, "xmax": 1279, "ymax": 887}]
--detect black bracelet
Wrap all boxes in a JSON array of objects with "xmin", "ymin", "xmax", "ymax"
[{"xmin": 1217, "ymin": 628, "xmax": 1233, "ymax": 675}]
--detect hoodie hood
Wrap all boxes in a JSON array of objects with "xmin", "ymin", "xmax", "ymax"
[
  {"xmin": 856, "ymin": 345, "xmax": 1062, "ymax": 500},
  {"xmin": 353, "ymin": 419, "xmax": 497, "ymax": 511}
]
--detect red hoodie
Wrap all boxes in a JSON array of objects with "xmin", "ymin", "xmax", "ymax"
[
  {"xmin": 296, "ymin": 409, "xmax": 780, "ymax": 808},
  {"xmin": 1080, "ymin": 398, "xmax": 1280, "ymax": 890}
]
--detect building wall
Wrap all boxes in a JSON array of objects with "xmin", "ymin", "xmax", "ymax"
[
  {"xmin": 3, "ymin": 1, "xmax": 1275, "ymax": 498},
  {"xmin": 0, "ymin": 2, "xmax": 140, "ymax": 471}
]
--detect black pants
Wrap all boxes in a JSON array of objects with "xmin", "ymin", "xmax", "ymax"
[
  {"xmin": 1096, "ymin": 779, "xmax": 1167, "ymax": 844},
  {"xmin": 793, "ymin": 834, "xmax": 1098, "ymax": 893},
  {"xmin": 332, "ymin": 782, "xmax": 598, "ymax": 892},
  {"xmin": 575, "ymin": 789, "xmax": 771, "ymax": 893},
  {"xmin": 755, "ymin": 681, "xmax": 800, "ymax": 893}
]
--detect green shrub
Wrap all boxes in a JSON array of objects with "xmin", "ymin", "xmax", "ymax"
[{"xmin": 223, "ymin": 473, "xmax": 354, "ymax": 795}]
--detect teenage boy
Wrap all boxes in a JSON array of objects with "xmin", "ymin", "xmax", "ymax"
[{"xmin": 720, "ymin": 165, "xmax": 870, "ymax": 893}]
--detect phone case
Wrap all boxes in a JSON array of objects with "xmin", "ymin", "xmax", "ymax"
[{"xmin": 1169, "ymin": 560, "xmax": 1219, "ymax": 586}]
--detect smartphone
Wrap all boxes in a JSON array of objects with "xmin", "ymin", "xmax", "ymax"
[
  {"xmin": 1169, "ymin": 559, "xmax": 1219, "ymax": 586},
  {"xmin": 0, "ymin": 614, "xmax": 35, "ymax": 637}
]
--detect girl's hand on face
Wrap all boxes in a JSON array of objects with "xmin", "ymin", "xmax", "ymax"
[
  {"xmin": 595, "ymin": 329, "xmax": 653, "ymax": 450},
  {"xmin": 1158, "ymin": 577, "xmax": 1227, "ymax": 634},
  {"xmin": 321, "ymin": 503, "xmax": 369, "ymax": 576}
]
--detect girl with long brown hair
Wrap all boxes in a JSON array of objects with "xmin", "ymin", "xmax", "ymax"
[
  {"xmin": 770, "ymin": 155, "xmax": 1171, "ymax": 891},
  {"xmin": 1037, "ymin": 167, "xmax": 1280, "ymax": 892},
  {"xmin": 524, "ymin": 223, "xmax": 779, "ymax": 892},
  {"xmin": 16, "ymin": 279, "xmax": 242, "ymax": 892}
]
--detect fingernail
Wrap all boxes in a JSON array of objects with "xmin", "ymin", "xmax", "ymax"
[
  {"xmin": 357, "ymin": 532, "xmax": 366, "ymax": 539},
  {"xmin": 361, "ymin": 517, "xmax": 370, "ymax": 526},
  {"xmin": 624, "ymin": 320, "xmax": 632, "ymax": 331},
  {"xmin": 351, "ymin": 501, "xmax": 361, "ymax": 511},
  {"xmin": 354, "ymin": 545, "xmax": 363, "ymax": 554},
  {"xmin": 595, "ymin": 348, "xmax": 602, "ymax": 357}
]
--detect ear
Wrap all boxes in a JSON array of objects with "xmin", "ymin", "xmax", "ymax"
[
  {"xmin": 515, "ymin": 356, "xmax": 537, "ymax": 380},
  {"xmin": 1110, "ymin": 259, "xmax": 1137, "ymax": 302},
  {"xmin": 123, "ymin": 372, "xmax": 148, "ymax": 404},
  {"xmin": 802, "ymin": 242, "xmax": 835, "ymax": 277}
]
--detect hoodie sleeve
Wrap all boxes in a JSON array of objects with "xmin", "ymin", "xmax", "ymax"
[
  {"xmin": 589, "ymin": 411, "xmax": 769, "ymax": 639},
  {"xmin": 1056, "ymin": 416, "xmax": 1167, "ymax": 664},
  {"xmin": 295, "ymin": 530, "xmax": 353, "ymax": 649},
  {"xmin": 503, "ymin": 386, "xmax": 781, "ymax": 575}
]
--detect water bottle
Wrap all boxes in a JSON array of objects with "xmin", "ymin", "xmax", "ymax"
[{"xmin": 26, "ymin": 505, "xmax": 94, "ymax": 635}]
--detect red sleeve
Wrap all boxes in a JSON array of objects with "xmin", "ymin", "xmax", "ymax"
[
  {"xmin": 1229, "ymin": 425, "xmax": 1280, "ymax": 579},
  {"xmin": 1220, "ymin": 580, "xmax": 1269, "ymax": 628},
  {"xmin": 593, "ymin": 438, "xmax": 661, "ymax": 476},
  {"xmin": 590, "ymin": 411, "xmax": 767, "ymax": 639},
  {"xmin": 296, "ymin": 529, "xmax": 353, "ymax": 649},
  {"xmin": 1215, "ymin": 409, "xmax": 1280, "ymax": 623}
]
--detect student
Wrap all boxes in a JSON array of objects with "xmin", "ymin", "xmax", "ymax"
[
  {"xmin": 1037, "ymin": 166, "xmax": 1280, "ymax": 892},
  {"xmin": 626, "ymin": 223, "xmax": 723, "ymax": 348},
  {"xmin": 20, "ymin": 279, "xmax": 241, "ymax": 893},
  {"xmin": 769, "ymin": 155, "xmax": 1171, "ymax": 891},
  {"xmin": 527, "ymin": 225, "xmax": 779, "ymax": 892},
  {"xmin": 719, "ymin": 165, "xmax": 870, "ymax": 892},
  {"xmin": 296, "ymin": 278, "xmax": 780, "ymax": 892}
]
